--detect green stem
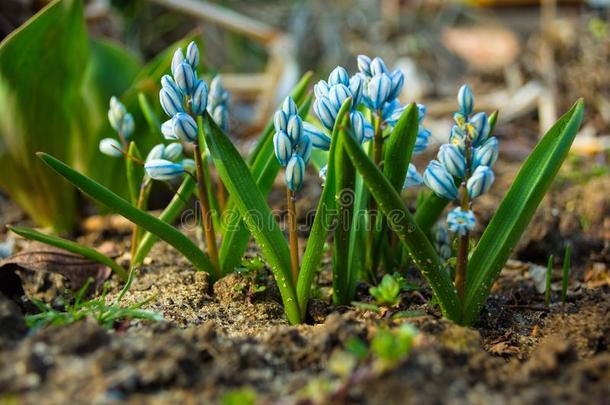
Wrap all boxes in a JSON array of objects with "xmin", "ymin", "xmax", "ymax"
[
  {"xmin": 287, "ymin": 188, "xmax": 299, "ymax": 285},
  {"xmin": 129, "ymin": 180, "xmax": 151, "ymax": 264},
  {"xmin": 561, "ymin": 245, "xmax": 571, "ymax": 305},
  {"xmin": 367, "ymin": 114, "xmax": 383, "ymax": 273}
]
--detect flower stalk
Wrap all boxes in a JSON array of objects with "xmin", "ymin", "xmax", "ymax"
[{"xmin": 287, "ymin": 188, "xmax": 299, "ymax": 284}]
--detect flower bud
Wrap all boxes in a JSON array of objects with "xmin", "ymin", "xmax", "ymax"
[
  {"xmin": 159, "ymin": 86, "xmax": 184, "ymax": 117},
  {"xmin": 282, "ymin": 96, "xmax": 298, "ymax": 117},
  {"xmin": 171, "ymin": 48, "xmax": 185, "ymax": 77},
  {"xmin": 285, "ymin": 154, "xmax": 305, "ymax": 192},
  {"xmin": 447, "ymin": 207, "xmax": 476, "ymax": 236},
  {"xmin": 328, "ymin": 84, "xmax": 351, "ymax": 112},
  {"xmin": 208, "ymin": 76, "xmax": 228, "ymax": 106},
  {"xmin": 349, "ymin": 74, "xmax": 364, "ymax": 106},
  {"xmin": 467, "ymin": 165, "xmax": 495, "ymax": 199},
  {"xmin": 297, "ymin": 134, "xmax": 312, "ymax": 165},
  {"xmin": 273, "ymin": 131, "xmax": 292, "ymax": 166},
  {"xmin": 472, "ymin": 137, "xmax": 498, "ymax": 169},
  {"xmin": 181, "ymin": 158, "xmax": 195, "ymax": 173},
  {"xmin": 174, "ymin": 62, "xmax": 196, "ymax": 95},
  {"xmin": 457, "ymin": 84, "xmax": 474, "ymax": 116},
  {"xmin": 212, "ymin": 105, "xmax": 229, "ymax": 132},
  {"xmin": 161, "ymin": 75, "xmax": 183, "ymax": 98},
  {"xmin": 99, "ymin": 138, "xmax": 123, "ymax": 157},
  {"xmin": 145, "ymin": 159, "xmax": 185, "ymax": 181},
  {"xmin": 161, "ymin": 119, "xmax": 177, "ymax": 140},
  {"xmin": 368, "ymin": 73, "xmax": 391, "ymax": 109},
  {"xmin": 469, "ymin": 112, "xmax": 490, "ymax": 146},
  {"xmin": 172, "ymin": 112, "xmax": 198, "ymax": 143},
  {"xmin": 186, "ymin": 41, "xmax": 200, "ymax": 69},
  {"xmin": 191, "ymin": 80, "xmax": 208, "ymax": 116},
  {"xmin": 121, "ymin": 113, "xmax": 135, "ymax": 139},
  {"xmin": 146, "ymin": 144, "xmax": 166, "ymax": 162},
  {"xmin": 449, "ymin": 125, "xmax": 466, "ymax": 151},
  {"xmin": 287, "ymin": 115, "xmax": 303, "ymax": 144},
  {"xmin": 328, "ymin": 66, "xmax": 349, "ymax": 86},
  {"xmin": 303, "ymin": 122, "xmax": 331, "ymax": 151},
  {"xmin": 403, "ymin": 163, "xmax": 423, "ymax": 189},
  {"xmin": 438, "ymin": 144, "xmax": 466, "ymax": 178},
  {"xmin": 313, "ymin": 97, "xmax": 337, "ymax": 131},
  {"xmin": 164, "ymin": 142, "xmax": 184, "ymax": 161},
  {"xmin": 107, "ymin": 96, "xmax": 127, "ymax": 132},
  {"xmin": 274, "ymin": 110, "xmax": 288, "ymax": 132},
  {"xmin": 357, "ymin": 54, "xmax": 372, "ymax": 77},
  {"xmin": 423, "ymin": 160, "xmax": 459, "ymax": 200},
  {"xmin": 370, "ymin": 57, "xmax": 388, "ymax": 76},
  {"xmin": 388, "ymin": 69, "xmax": 404, "ymax": 100},
  {"xmin": 350, "ymin": 111, "xmax": 368, "ymax": 144},
  {"xmin": 314, "ymin": 80, "xmax": 330, "ymax": 99},
  {"xmin": 414, "ymin": 127, "xmax": 431, "ymax": 154}
]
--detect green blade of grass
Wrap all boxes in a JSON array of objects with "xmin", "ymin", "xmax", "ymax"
[
  {"xmin": 36, "ymin": 152, "xmax": 217, "ymax": 278},
  {"xmin": 561, "ymin": 244, "xmax": 571, "ymax": 304},
  {"xmin": 462, "ymin": 100, "xmax": 584, "ymax": 325},
  {"xmin": 383, "ymin": 103, "xmax": 419, "ymax": 190},
  {"xmin": 297, "ymin": 99, "xmax": 352, "ymax": 315},
  {"xmin": 202, "ymin": 113, "xmax": 301, "ymax": 324},
  {"xmin": 132, "ymin": 175, "xmax": 196, "ymax": 267},
  {"xmin": 7, "ymin": 225, "xmax": 127, "ymax": 281},
  {"xmin": 341, "ymin": 131, "xmax": 461, "ymax": 320},
  {"xmin": 219, "ymin": 94, "xmax": 313, "ymax": 275}
]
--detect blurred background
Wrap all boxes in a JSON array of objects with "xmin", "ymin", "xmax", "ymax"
[{"xmin": 1, "ymin": 0, "xmax": 609, "ymax": 233}]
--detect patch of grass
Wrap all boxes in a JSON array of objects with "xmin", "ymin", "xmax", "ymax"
[{"xmin": 26, "ymin": 269, "xmax": 163, "ymax": 331}]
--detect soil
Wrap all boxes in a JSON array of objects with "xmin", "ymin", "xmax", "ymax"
[{"xmin": 0, "ymin": 152, "xmax": 609, "ymax": 404}]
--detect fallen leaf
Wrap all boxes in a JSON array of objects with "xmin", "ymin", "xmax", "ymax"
[{"xmin": 0, "ymin": 245, "xmax": 111, "ymax": 298}]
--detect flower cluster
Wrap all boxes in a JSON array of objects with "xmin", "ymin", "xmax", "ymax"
[
  {"xmin": 207, "ymin": 76, "xmax": 230, "ymax": 132},
  {"xmin": 99, "ymin": 97, "xmax": 135, "ymax": 157},
  {"xmin": 423, "ymin": 85, "xmax": 498, "ymax": 236},
  {"xmin": 143, "ymin": 142, "xmax": 194, "ymax": 181},
  {"xmin": 273, "ymin": 97, "xmax": 318, "ymax": 192},
  {"xmin": 159, "ymin": 42, "xmax": 208, "ymax": 143}
]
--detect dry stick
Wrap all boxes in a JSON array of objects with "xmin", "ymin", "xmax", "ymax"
[
  {"xmin": 287, "ymin": 188, "xmax": 299, "ymax": 284},
  {"xmin": 193, "ymin": 141, "xmax": 220, "ymax": 273}
]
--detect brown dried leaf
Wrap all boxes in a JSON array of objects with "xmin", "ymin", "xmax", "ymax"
[{"xmin": 0, "ymin": 246, "xmax": 111, "ymax": 298}]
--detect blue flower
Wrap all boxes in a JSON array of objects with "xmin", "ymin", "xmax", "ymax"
[
  {"xmin": 388, "ymin": 69, "xmax": 404, "ymax": 100},
  {"xmin": 423, "ymin": 160, "xmax": 459, "ymax": 200},
  {"xmin": 314, "ymin": 80, "xmax": 330, "ymax": 99},
  {"xmin": 328, "ymin": 66, "xmax": 349, "ymax": 86},
  {"xmin": 467, "ymin": 165, "xmax": 495, "ymax": 199},
  {"xmin": 469, "ymin": 112, "xmax": 490, "ymax": 146},
  {"xmin": 171, "ymin": 48, "xmax": 185, "ymax": 77},
  {"xmin": 403, "ymin": 163, "xmax": 423, "ymax": 189},
  {"xmin": 207, "ymin": 76, "xmax": 230, "ymax": 131},
  {"xmin": 274, "ymin": 110, "xmax": 288, "ymax": 133},
  {"xmin": 350, "ymin": 110, "xmax": 373, "ymax": 143},
  {"xmin": 414, "ymin": 127, "xmax": 431, "ymax": 155},
  {"xmin": 457, "ymin": 84, "xmax": 474, "ymax": 116},
  {"xmin": 186, "ymin": 41, "xmax": 200, "ymax": 69},
  {"xmin": 172, "ymin": 112, "xmax": 198, "ymax": 143},
  {"xmin": 282, "ymin": 96, "xmax": 298, "ymax": 117},
  {"xmin": 285, "ymin": 154, "xmax": 305, "ymax": 192},
  {"xmin": 287, "ymin": 115, "xmax": 303, "ymax": 144},
  {"xmin": 447, "ymin": 207, "xmax": 476, "ymax": 236},
  {"xmin": 273, "ymin": 130, "xmax": 292, "ymax": 166},
  {"xmin": 370, "ymin": 57, "xmax": 389, "ymax": 76},
  {"xmin": 438, "ymin": 144, "xmax": 466, "ymax": 178},
  {"xmin": 367, "ymin": 73, "xmax": 392, "ymax": 110},
  {"xmin": 164, "ymin": 142, "xmax": 184, "ymax": 161},
  {"xmin": 174, "ymin": 62, "xmax": 196, "ymax": 95},
  {"xmin": 146, "ymin": 144, "xmax": 166, "ymax": 162},
  {"xmin": 472, "ymin": 137, "xmax": 498, "ymax": 169},
  {"xmin": 328, "ymin": 84, "xmax": 351, "ymax": 112},
  {"xmin": 191, "ymin": 80, "xmax": 208, "ymax": 116},
  {"xmin": 181, "ymin": 158, "xmax": 195, "ymax": 173},
  {"xmin": 107, "ymin": 97, "xmax": 134, "ymax": 139},
  {"xmin": 145, "ymin": 159, "xmax": 185, "ymax": 181},
  {"xmin": 296, "ymin": 133, "xmax": 312, "ymax": 165},
  {"xmin": 357, "ymin": 54, "xmax": 372, "ymax": 77},
  {"xmin": 313, "ymin": 96, "xmax": 338, "ymax": 131},
  {"xmin": 159, "ymin": 86, "xmax": 184, "ymax": 118},
  {"xmin": 161, "ymin": 119, "xmax": 177, "ymax": 140},
  {"xmin": 349, "ymin": 74, "xmax": 365, "ymax": 106},
  {"xmin": 99, "ymin": 138, "xmax": 123, "ymax": 157},
  {"xmin": 303, "ymin": 122, "xmax": 331, "ymax": 151}
]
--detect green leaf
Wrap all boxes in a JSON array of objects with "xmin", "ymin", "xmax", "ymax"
[
  {"xmin": 461, "ymin": 100, "xmax": 584, "ymax": 325},
  {"xmin": 0, "ymin": 0, "xmax": 88, "ymax": 231},
  {"xmin": 36, "ymin": 152, "xmax": 216, "ymax": 278},
  {"xmin": 219, "ymin": 90, "xmax": 313, "ymax": 275},
  {"xmin": 132, "ymin": 176, "xmax": 197, "ymax": 267},
  {"xmin": 296, "ymin": 99, "xmax": 352, "ymax": 316},
  {"xmin": 7, "ymin": 225, "xmax": 127, "ymax": 281},
  {"xmin": 383, "ymin": 103, "xmax": 419, "ymax": 191},
  {"xmin": 202, "ymin": 114, "xmax": 301, "ymax": 325},
  {"xmin": 341, "ymin": 131, "xmax": 461, "ymax": 320}
]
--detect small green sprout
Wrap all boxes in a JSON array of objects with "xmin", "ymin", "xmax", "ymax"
[
  {"xmin": 221, "ymin": 387, "xmax": 257, "ymax": 405},
  {"xmin": 369, "ymin": 274, "xmax": 401, "ymax": 306},
  {"xmin": 371, "ymin": 324, "xmax": 418, "ymax": 366},
  {"xmin": 234, "ymin": 256, "xmax": 268, "ymax": 298},
  {"xmin": 562, "ymin": 245, "xmax": 572, "ymax": 305},
  {"xmin": 26, "ymin": 269, "xmax": 162, "ymax": 331}
]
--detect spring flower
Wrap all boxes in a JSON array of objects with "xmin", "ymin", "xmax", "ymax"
[
  {"xmin": 273, "ymin": 131, "xmax": 292, "ymax": 166},
  {"xmin": 438, "ymin": 144, "xmax": 466, "ymax": 178},
  {"xmin": 457, "ymin": 84, "xmax": 474, "ymax": 116},
  {"xmin": 423, "ymin": 160, "xmax": 459, "ymax": 200},
  {"xmin": 447, "ymin": 207, "xmax": 476, "ymax": 236},
  {"xmin": 472, "ymin": 137, "xmax": 498, "ymax": 169},
  {"xmin": 172, "ymin": 112, "xmax": 198, "ymax": 142},
  {"xmin": 285, "ymin": 154, "xmax": 305, "ymax": 191},
  {"xmin": 350, "ymin": 111, "xmax": 374, "ymax": 143},
  {"xmin": 145, "ymin": 143, "xmax": 184, "ymax": 163},
  {"xmin": 186, "ymin": 41, "xmax": 200, "ymax": 68},
  {"xmin": 467, "ymin": 165, "xmax": 495, "ymax": 199},
  {"xmin": 144, "ymin": 159, "xmax": 186, "ymax": 181},
  {"xmin": 403, "ymin": 163, "xmax": 423, "ymax": 189},
  {"xmin": 101, "ymin": 97, "xmax": 135, "ymax": 157},
  {"xmin": 303, "ymin": 122, "xmax": 331, "ymax": 151},
  {"xmin": 207, "ymin": 76, "xmax": 230, "ymax": 131},
  {"xmin": 99, "ymin": 138, "xmax": 123, "ymax": 157}
]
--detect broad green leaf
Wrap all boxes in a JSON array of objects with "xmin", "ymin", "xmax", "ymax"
[
  {"xmin": 202, "ymin": 114, "xmax": 301, "ymax": 325},
  {"xmin": 132, "ymin": 176, "xmax": 196, "ymax": 267},
  {"xmin": 219, "ymin": 90, "xmax": 313, "ymax": 275},
  {"xmin": 383, "ymin": 103, "xmax": 419, "ymax": 190},
  {"xmin": 414, "ymin": 192, "xmax": 450, "ymax": 234},
  {"xmin": 341, "ymin": 131, "xmax": 461, "ymax": 320},
  {"xmin": 0, "ymin": 0, "xmax": 88, "ymax": 231},
  {"xmin": 297, "ymin": 99, "xmax": 352, "ymax": 316},
  {"xmin": 7, "ymin": 226, "xmax": 127, "ymax": 281},
  {"xmin": 37, "ymin": 152, "xmax": 216, "ymax": 278},
  {"xmin": 461, "ymin": 100, "xmax": 584, "ymax": 325}
]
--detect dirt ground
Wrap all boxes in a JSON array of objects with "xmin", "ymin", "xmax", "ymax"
[{"xmin": 0, "ymin": 151, "xmax": 609, "ymax": 404}]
